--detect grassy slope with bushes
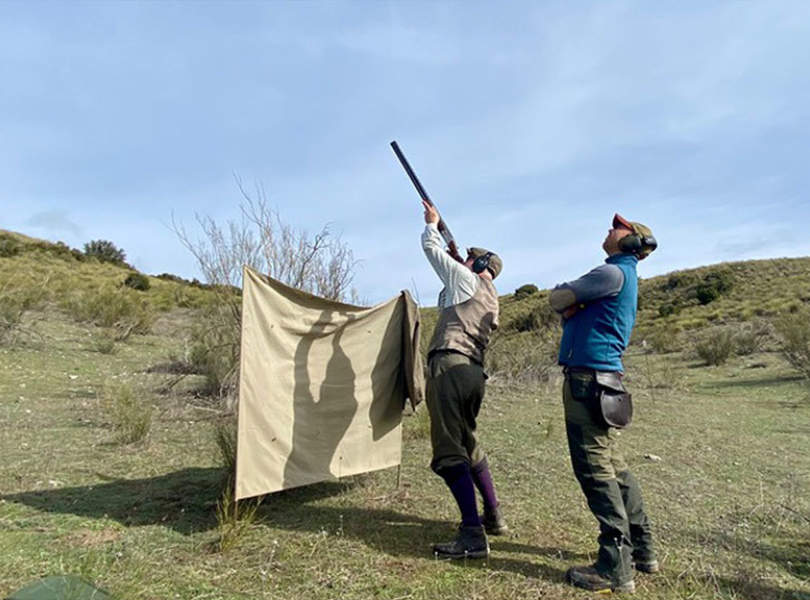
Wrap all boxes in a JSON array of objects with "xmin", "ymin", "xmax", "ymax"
[
  {"xmin": 422, "ymin": 256, "xmax": 810, "ymax": 379},
  {"xmin": 0, "ymin": 229, "xmax": 215, "ymax": 314},
  {"xmin": 1, "ymin": 231, "xmax": 809, "ymax": 599}
]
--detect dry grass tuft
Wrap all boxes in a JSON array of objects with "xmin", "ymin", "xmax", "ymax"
[{"xmin": 100, "ymin": 380, "xmax": 153, "ymax": 444}]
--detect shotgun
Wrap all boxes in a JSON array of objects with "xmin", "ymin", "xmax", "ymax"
[{"xmin": 390, "ymin": 140, "xmax": 464, "ymax": 263}]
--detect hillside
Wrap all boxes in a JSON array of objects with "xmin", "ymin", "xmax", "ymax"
[
  {"xmin": 1, "ymin": 229, "xmax": 809, "ymax": 599},
  {"xmin": 0, "ymin": 229, "xmax": 215, "ymax": 312},
  {"xmin": 489, "ymin": 256, "xmax": 810, "ymax": 336},
  {"xmin": 416, "ymin": 256, "xmax": 810, "ymax": 381},
  {"xmin": 6, "ymin": 226, "xmax": 809, "ymax": 322},
  {"xmin": 4, "ymin": 227, "xmax": 810, "ymax": 374}
]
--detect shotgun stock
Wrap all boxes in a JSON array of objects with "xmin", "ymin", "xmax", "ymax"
[{"xmin": 390, "ymin": 140, "xmax": 464, "ymax": 263}]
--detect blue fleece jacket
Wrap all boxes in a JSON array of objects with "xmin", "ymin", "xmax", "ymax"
[{"xmin": 556, "ymin": 254, "xmax": 639, "ymax": 372}]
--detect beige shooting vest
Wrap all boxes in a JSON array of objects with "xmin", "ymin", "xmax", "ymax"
[{"xmin": 428, "ymin": 278, "xmax": 499, "ymax": 365}]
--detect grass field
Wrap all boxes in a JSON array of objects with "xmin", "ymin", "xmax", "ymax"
[{"xmin": 1, "ymin": 304, "xmax": 808, "ymax": 599}]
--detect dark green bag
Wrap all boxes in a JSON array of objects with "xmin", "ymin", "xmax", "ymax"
[{"xmin": 6, "ymin": 576, "xmax": 113, "ymax": 600}]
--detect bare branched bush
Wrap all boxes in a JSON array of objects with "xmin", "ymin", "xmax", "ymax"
[
  {"xmin": 173, "ymin": 179, "xmax": 359, "ymax": 399},
  {"xmin": 174, "ymin": 180, "xmax": 358, "ymax": 298}
]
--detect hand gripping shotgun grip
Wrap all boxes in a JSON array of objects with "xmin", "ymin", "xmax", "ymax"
[{"xmin": 390, "ymin": 140, "xmax": 464, "ymax": 263}]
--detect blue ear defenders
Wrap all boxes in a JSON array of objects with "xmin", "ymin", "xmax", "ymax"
[{"xmin": 472, "ymin": 252, "xmax": 494, "ymax": 274}]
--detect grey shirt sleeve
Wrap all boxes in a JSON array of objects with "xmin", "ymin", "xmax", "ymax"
[
  {"xmin": 422, "ymin": 223, "xmax": 478, "ymax": 307},
  {"xmin": 549, "ymin": 263, "xmax": 625, "ymax": 312}
]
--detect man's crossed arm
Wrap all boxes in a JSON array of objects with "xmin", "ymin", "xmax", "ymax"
[{"xmin": 550, "ymin": 264, "xmax": 625, "ymax": 318}]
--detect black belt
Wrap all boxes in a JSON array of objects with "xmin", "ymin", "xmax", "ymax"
[
  {"xmin": 562, "ymin": 366, "xmax": 595, "ymax": 377},
  {"xmin": 428, "ymin": 348, "xmax": 476, "ymax": 362}
]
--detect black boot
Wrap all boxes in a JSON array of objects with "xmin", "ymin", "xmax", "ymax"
[
  {"xmin": 566, "ymin": 565, "xmax": 635, "ymax": 593},
  {"xmin": 432, "ymin": 525, "xmax": 489, "ymax": 559},
  {"xmin": 633, "ymin": 557, "xmax": 660, "ymax": 574},
  {"xmin": 482, "ymin": 504, "xmax": 509, "ymax": 536}
]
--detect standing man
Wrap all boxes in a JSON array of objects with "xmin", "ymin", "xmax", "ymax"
[
  {"xmin": 421, "ymin": 199, "xmax": 507, "ymax": 559},
  {"xmin": 550, "ymin": 213, "xmax": 658, "ymax": 593}
]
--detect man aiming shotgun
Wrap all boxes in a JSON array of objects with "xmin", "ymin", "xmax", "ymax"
[{"xmin": 391, "ymin": 141, "xmax": 507, "ymax": 558}]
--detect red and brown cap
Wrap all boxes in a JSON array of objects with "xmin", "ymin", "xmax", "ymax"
[{"xmin": 612, "ymin": 213, "xmax": 657, "ymax": 259}]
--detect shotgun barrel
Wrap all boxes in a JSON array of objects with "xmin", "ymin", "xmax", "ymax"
[{"xmin": 390, "ymin": 140, "xmax": 463, "ymax": 262}]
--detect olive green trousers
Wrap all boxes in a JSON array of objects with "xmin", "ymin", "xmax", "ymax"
[
  {"xmin": 425, "ymin": 352, "xmax": 487, "ymax": 474},
  {"xmin": 563, "ymin": 371, "xmax": 655, "ymax": 584}
]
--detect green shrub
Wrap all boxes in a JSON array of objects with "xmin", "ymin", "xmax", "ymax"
[
  {"xmin": 215, "ymin": 418, "xmax": 238, "ymax": 480},
  {"xmin": 89, "ymin": 329, "xmax": 117, "ymax": 354},
  {"xmin": 101, "ymin": 381, "xmax": 152, "ymax": 444},
  {"xmin": 695, "ymin": 268, "xmax": 734, "ymax": 305},
  {"xmin": 733, "ymin": 320, "xmax": 771, "ymax": 355},
  {"xmin": 156, "ymin": 272, "xmax": 192, "ymax": 285},
  {"xmin": 694, "ymin": 328, "xmax": 734, "ymax": 366},
  {"xmin": 488, "ymin": 328, "xmax": 561, "ymax": 383},
  {"xmin": 773, "ymin": 308, "xmax": 810, "ymax": 379},
  {"xmin": 215, "ymin": 483, "xmax": 260, "ymax": 553},
  {"xmin": 63, "ymin": 287, "xmax": 154, "ymax": 336},
  {"xmin": 665, "ymin": 271, "xmax": 699, "ymax": 290},
  {"xmin": 172, "ymin": 287, "xmax": 195, "ymax": 309},
  {"xmin": 49, "ymin": 241, "xmax": 83, "ymax": 262},
  {"xmin": 507, "ymin": 303, "xmax": 558, "ymax": 333},
  {"xmin": 514, "ymin": 284, "xmax": 539, "ymax": 300},
  {"xmin": 0, "ymin": 281, "xmax": 47, "ymax": 344},
  {"xmin": 695, "ymin": 284, "xmax": 720, "ymax": 305},
  {"xmin": 658, "ymin": 303, "xmax": 679, "ymax": 318},
  {"xmin": 0, "ymin": 234, "xmax": 22, "ymax": 258},
  {"xmin": 704, "ymin": 268, "xmax": 735, "ymax": 293},
  {"xmin": 189, "ymin": 302, "xmax": 241, "ymax": 396},
  {"xmin": 644, "ymin": 324, "xmax": 684, "ymax": 354},
  {"xmin": 509, "ymin": 311, "xmax": 539, "ymax": 333},
  {"xmin": 84, "ymin": 239, "xmax": 126, "ymax": 265},
  {"xmin": 123, "ymin": 272, "xmax": 151, "ymax": 291}
]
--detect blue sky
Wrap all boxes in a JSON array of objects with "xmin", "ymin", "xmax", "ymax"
[{"xmin": 2, "ymin": 1, "xmax": 809, "ymax": 305}]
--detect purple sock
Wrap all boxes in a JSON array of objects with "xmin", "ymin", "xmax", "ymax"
[
  {"xmin": 471, "ymin": 458, "xmax": 499, "ymax": 513},
  {"xmin": 440, "ymin": 464, "xmax": 481, "ymax": 527}
]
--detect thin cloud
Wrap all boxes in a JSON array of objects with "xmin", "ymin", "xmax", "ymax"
[{"xmin": 24, "ymin": 211, "xmax": 82, "ymax": 238}]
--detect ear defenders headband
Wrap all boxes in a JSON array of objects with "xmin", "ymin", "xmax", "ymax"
[
  {"xmin": 619, "ymin": 233, "xmax": 658, "ymax": 256},
  {"xmin": 472, "ymin": 252, "xmax": 494, "ymax": 275}
]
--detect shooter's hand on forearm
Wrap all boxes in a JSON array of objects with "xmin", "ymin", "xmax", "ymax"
[{"xmin": 423, "ymin": 200, "xmax": 440, "ymax": 225}]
